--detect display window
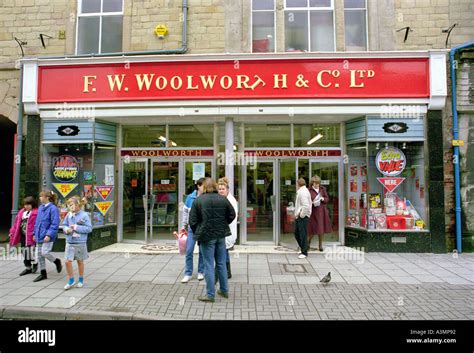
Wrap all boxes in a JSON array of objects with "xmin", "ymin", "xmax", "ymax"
[
  {"xmin": 346, "ymin": 142, "xmax": 428, "ymax": 231},
  {"xmin": 42, "ymin": 143, "xmax": 116, "ymax": 228}
]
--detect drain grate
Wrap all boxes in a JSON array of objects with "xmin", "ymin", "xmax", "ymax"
[{"xmin": 282, "ymin": 264, "xmax": 307, "ymax": 273}]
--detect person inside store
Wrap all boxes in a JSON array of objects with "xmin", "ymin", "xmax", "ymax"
[
  {"xmin": 216, "ymin": 177, "xmax": 238, "ymax": 280},
  {"xmin": 9, "ymin": 196, "xmax": 39, "ymax": 276},
  {"xmin": 308, "ymin": 175, "xmax": 332, "ymax": 252},
  {"xmin": 189, "ymin": 178, "xmax": 236, "ymax": 302},
  {"xmin": 294, "ymin": 178, "xmax": 312, "ymax": 259},
  {"xmin": 181, "ymin": 177, "xmax": 206, "ymax": 283}
]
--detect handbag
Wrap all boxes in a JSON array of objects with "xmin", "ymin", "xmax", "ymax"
[{"xmin": 173, "ymin": 228, "xmax": 188, "ymax": 256}]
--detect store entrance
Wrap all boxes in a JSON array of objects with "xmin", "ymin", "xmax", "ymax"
[
  {"xmin": 244, "ymin": 157, "xmax": 342, "ymax": 247},
  {"xmin": 121, "ymin": 157, "xmax": 213, "ymax": 243}
]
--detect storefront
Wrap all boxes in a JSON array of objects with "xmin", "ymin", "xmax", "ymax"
[{"xmin": 21, "ymin": 50, "xmax": 448, "ymax": 252}]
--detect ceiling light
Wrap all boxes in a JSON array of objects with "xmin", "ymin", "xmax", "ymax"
[{"xmin": 307, "ymin": 134, "xmax": 323, "ymax": 145}]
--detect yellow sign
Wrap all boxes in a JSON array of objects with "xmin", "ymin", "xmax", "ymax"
[
  {"xmin": 52, "ymin": 183, "xmax": 78, "ymax": 199},
  {"xmin": 154, "ymin": 24, "xmax": 168, "ymax": 38},
  {"xmin": 452, "ymin": 140, "xmax": 464, "ymax": 146},
  {"xmin": 95, "ymin": 201, "xmax": 113, "ymax": 216}
]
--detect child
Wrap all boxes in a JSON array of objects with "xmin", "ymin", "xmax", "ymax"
[
  {"xmin": 9, "ymin": 196, "xmax": 39, "ymax": 276},
  {"xmin": 62, "ymin": 196, "xmax": 92, "ymax": 290},
  {"xmin": 33, "ymin": 190, "xmax": 62, "ymax": 282}
]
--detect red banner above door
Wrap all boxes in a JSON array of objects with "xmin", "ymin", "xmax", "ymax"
[{"xmin": 38, "ymin": 57, "xmax": 429, "ymax": 103}]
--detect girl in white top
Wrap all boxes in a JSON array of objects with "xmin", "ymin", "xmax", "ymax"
[{"xmin": 217, "ymin": 177, "xmax": 238, "ymax": 279}]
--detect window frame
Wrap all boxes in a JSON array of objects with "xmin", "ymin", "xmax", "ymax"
[
  {"xmin": 284, "ymin": 0, "xmax": 336, "ymax": 52},
  {"xmin": 75, "ymin": 0, "xmax": 124, "ymax": 55},
  {"xmin": 250, "ymin": 0, "xmax": 277, "ymax": 53},
  {"xmin": 343, "ymin": 0, "xmax": 369, "ymax": 51}
]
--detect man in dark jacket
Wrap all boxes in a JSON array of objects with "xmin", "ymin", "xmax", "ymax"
[{"xmin": 189, "ymin": 178, "xmax": 236, "ymax": 302}]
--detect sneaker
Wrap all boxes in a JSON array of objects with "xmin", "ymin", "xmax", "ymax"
[
  {"xmin": 217, "ymin": 290, "xmax": 229, "ymax": 298},
  {"xmin": 197, "ymin": 273, "xmax": 204, "ymax": 281},
  {"xmin": 197, "ymin": 296, "xmax": 215, "ymax": 303},
  {"xmin": 54, "ymin": 259, "xmax": 62, "ymax": 273},
  {"xmin": 76, "ymin": 281, "xmax": 84, "ymax": 288},
  {"xmin": 64, "ymin": 282, "xmax": 76, "ymax": 290},
  {"xmin": 298, "ymin": 254, "xmax": 307, "ymax": 259},
  {"xmin": 181, "ymin": 275, "xmax": 192, "ymax": 283}
]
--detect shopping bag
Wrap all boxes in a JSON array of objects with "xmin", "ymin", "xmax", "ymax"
[{"xmin": 173, "ymin": 228, "xmax": 188, "ymax": 256}]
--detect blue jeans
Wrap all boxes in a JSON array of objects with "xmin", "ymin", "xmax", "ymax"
[
  {"xmin": 184, "ymin": 229, "xmax": 204, "ymax": 276},
  {"xmin": 200, "ymin": 238, "xmax": 228, "ymax": 298}
]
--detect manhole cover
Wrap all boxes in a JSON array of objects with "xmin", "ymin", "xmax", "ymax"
[{"xmin": 283, "ymin": 264, "xmax": 307, "ymax": 273}]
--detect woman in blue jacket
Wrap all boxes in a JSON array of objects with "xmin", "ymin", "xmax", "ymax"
[
  {"xmin": 33, "ymin": 190, "xmax": 62, "ymax": 282},
  {"xmin": 62, "ymin": 196, "xmax": 92, "ymax": 290}
]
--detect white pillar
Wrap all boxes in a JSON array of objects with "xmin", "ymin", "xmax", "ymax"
[{"xmin": 225, "ymin": 117, "xmax": 234, "ymax": 196}]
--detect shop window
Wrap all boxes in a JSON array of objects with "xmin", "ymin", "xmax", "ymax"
[
  {"xmin": 168, "ymin": 125, "xmax": 214, "ymax": 147},
  {"xmin": 293, "ymin": 124, "xmax": 340, "ymax": 147},
  {"xmin": 285, "ymin": 0, "xmax": 335, "ymax": 52},
  {"xmin": 251, "ymin": 0, "xmax": 276, "ymax": 53},
  {"xmin": 122, "ymin": 125, "xmax": 166, "ymax": 147},
  {"xmin": 244, "ymin": 124, "xmax": 291, "ymax": 148},
  {"xmin": 42, "ymin": 143, "xmax": 116, "ymax": 229},
  {"xmin": 93, "ymin": 145, "xmax": 116, "ymax": 226},
  {"xmin": 76, "ymin": 0, "xmax": 123, "ymax": 55},
  {"xmin": 346, "ymin": 142, "xmax": 428, "ymax": 231},
  {"xmin": 344, "ymin": 0, "xmax": 368, "ymax": 51}
]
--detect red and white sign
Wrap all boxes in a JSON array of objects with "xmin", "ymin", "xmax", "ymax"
[
  {"xmin": 95, "ymin": 186, "xmax": 114, "ymax": 201},
  {"xmin": 376, "ymin": 147, "xmax": 406, "ymax": 177},
  {"xmin": 245, "ymin": 150, "xmax": 341, "ymax": 157},
  {"xmin": 37, "ymin": 58, "xmax": 429, "ymax": 103},
  {"xmin": 121, "ymin": 149, "xmax": 214, "ymax": 157},
  {"xmin": 377, "ymin": 177, "xmax": 405, "ymax": 192}
]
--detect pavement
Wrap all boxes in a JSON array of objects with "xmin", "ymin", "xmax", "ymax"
[{"xmin": 0, "ymin": 244, "xmax": 473, "ymax": 320}]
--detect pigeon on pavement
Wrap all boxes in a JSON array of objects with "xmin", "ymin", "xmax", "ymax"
[{"xmin": 320, "ymin": 272, "xmax": 331, "ymax": 284}]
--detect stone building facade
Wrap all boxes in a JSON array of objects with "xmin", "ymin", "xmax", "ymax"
[{"xmin": 0, "ymin": 0, "xmax": 473, "ymax": 250}]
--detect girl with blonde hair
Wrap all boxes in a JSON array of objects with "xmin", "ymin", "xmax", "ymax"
[
  {"xmin": 217, "ymin": 177, "xmax": 238, "ymax": 279},
  {"xmin": 62, "ymin": 196, "xmax": 92, "ymax": 290}
]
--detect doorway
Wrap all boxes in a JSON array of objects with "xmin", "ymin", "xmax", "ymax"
[{"xmin": 121, "ymin": 157, "xmax": 213, "ymax": 243}]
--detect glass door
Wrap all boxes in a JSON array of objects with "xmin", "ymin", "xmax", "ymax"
[
  {"xmin": 150, "ymin": 161, "xmax": 179, "ymax": 242},
  {"xmin": 246, "ymin": 161, "xmax": 275, "ymax": 242},
  {"xmin": 122, "ymin": 159, "xmax": 148, "ymax": 243},
  {"xmin": 309, "ymin": 161, "xmax": 341, "ymax": 243},
  {"xmin": 279, "ymin": 160, "xmax": 297, "ymax": 248}
]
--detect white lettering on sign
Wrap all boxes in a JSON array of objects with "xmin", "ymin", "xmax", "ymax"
[{"xmin": 161, "ymin": 180, "xmax": 170, "ymax": 184}]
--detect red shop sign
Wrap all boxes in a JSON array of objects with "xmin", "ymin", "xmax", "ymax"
[
  {"xmin": 245, "ymin": 150, "xmax": 341, "ymax": 157},
  {"xmin": 121, "ymin": 150, "xmax": 214, "ymax": 157},
  {"xmin": 38, "ymin": 58, "xmax": 429, "ymax": 103}
]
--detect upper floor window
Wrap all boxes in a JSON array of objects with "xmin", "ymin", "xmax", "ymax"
[
  {"xmin": 76, "ymin": 0, "xmax": 123, "ymax": 54},
  {"xmin": 251, "ymin": 0, "xmax": 276, "ymax": 53},
  {"xmin": 284, "ymin": 0, "xmax": 335, "ymax": 52},
  {"xmin": 344, "ymin": 0, "xmax": 368, "ymax": 51}
]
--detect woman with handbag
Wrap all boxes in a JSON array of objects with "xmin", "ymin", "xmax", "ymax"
[{"xmin": 308, "ymin": 176, "xmax": 332, "ymax": 252}]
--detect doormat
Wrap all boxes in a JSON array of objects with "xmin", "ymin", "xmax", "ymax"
[{"xmin": 141, "ymin": 244, "xmax": 178, "ymax": 252}]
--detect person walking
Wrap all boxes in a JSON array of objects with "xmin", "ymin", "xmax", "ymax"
[
  {"xmin": 181, "ymin": 177, "xmax": 205, "ymax": 283},
  {"xmin": 217, "ymin": 177, "xmax": 238, "ymax": 279},
  {"xmin": 308, "ymin": 175, "xmax": 332, "ymax": 252},
  {"xmin": 33, "ymin": 190, "xmax": 62, "ymax": 282},
  {"xmin": 294, "ymin": 178, "xmax": 312, "ymax": 259},
  {"xmin": 62, "ymin": 196, "xmax": 93, "ymax": 290},
  {"xmin": 9, "ymin": 196, "xmax": 39, "ymax": 276},
  {"xmin": 189, "ymin": 178, "xmax": 236, "ymax": 302}
]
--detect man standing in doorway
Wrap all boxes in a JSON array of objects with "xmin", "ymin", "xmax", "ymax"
[{"xmin": 294, "ymin": 178, "xmax": 312, "ymax": 259}]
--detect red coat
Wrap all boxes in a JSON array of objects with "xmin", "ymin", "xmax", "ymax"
[
  {"xmin": 9, "ymin": 208, "xmax": 38, "ymax": 247},
  {"xmin": 308, "ymin": 186, "xmax": 332, "ymax": 235}
]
